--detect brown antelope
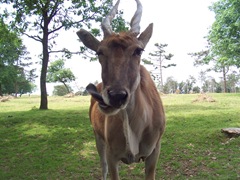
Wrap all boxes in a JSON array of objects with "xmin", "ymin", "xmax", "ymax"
[{"xmin": 77, "ymin": 0, "xmax": 165, "ymax": 179}]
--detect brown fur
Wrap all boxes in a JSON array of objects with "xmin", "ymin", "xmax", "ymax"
[
  {"xmin": 77, "ymin": 4, "xmax": 165, "ymax": 179},
  {"xmin": 89, "ymin": 65, "xmax": 165, "ymax": 180}
]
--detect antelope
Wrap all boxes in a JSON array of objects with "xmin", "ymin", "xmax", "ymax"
[{"xmin": 77, "ymin": 0, "xmax": 165, "ymax": 179}]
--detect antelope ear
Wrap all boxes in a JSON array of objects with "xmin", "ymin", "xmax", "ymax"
[
  {"xmin": 77, "ymin": 29, "xmax": 100, "ymax": 52},
  {"xmin": 138, "ymin": 23, "xmax": 153, "ymax": 48}
]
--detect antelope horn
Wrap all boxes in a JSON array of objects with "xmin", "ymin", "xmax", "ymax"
[
  {"xmin": 130, "ymin": 0, "xmax": 142, "ymax": 36},
  {"xmin": 101, "ymin": 0, "xmax": 120, "ymax": 37}
]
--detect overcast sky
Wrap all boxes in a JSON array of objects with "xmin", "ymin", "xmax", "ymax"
[{"xmin": 25, "ymin": 0, "xmax": 217, "ymax": 94}]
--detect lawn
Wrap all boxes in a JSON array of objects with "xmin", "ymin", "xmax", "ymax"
[{"xmin": 0, "ymin": 94, "xmax": 239, "ymax": 179}]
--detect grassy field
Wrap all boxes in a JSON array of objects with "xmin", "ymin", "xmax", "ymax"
[{"xmin": 0, "ymin": 93, "xmax": 239, "ymax": 179}]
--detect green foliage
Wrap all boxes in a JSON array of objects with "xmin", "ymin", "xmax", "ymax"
[
  {"xmin": 184, "ymin": 75, "xmax": 197, "ymax": 93},
  {"xmin": 189, "ymin": 48, "xmax": 230, "ymax": 93},
  {"xmin": 0, "ymin": 94, "xmax": 239, "ymax": 179},
  {"xmin": 226, "ymin": 71, "xmax": 240, "ymax": 92},
  {"xmin": 47, "ymin": 59, "xmax": 75, "ymax": 83},
  {"xmin": 143, "ymin": 43, "xmax": 175, "ymax": 91},
  {"xmin": 47, "ymin": 59, "xmax": 75, "ymax": 93},
  {"xmin": 0, "ymin": 19, "xmax": 21, "ymax": 64},
  {"xmin": 200, "ymin": 71, "xmax": 240, "ymax": 93},
  {"xmin": 192, "ymin": 86, "xmax": 200, "ymax": 93},
  {"xmin": 208, "ymin": 0, "xmax": 240, "ymax": 67},
  {"xmin": 112, "ymin": 10, "xmax": 129, "ymax": 33},
  {"xmin": 52, "ymin": 85, "xmax": 73, "ymax": 96},
  {"xmin": 163, "ymin": 76, "xmax": 178, "ymax": 94},
  {"xmin": 189, "ymin": 0, "xmax": 240, "ymax": 93},
  {"xmin": 0, "ymin": 0, "xmax": 127, "ymax": 109},
  {"xmin": 0, "ymin": 20, "xmax": 36, "ymax": 95}
]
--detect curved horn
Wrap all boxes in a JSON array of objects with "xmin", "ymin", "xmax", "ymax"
[
  {"xmin": 101, "ymin": 0, "xmax": 120, "ymax": 37},
  {"xmin": 130, "ymin": 0, "xmax": 142, "ymax": 36}
]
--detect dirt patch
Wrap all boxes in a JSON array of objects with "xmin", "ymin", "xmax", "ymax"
[
  {"xmin": 64, "ymin": 93, "xmax": 75, "ymax": 98},
  {"xmin": 0, "ymin": 95, "xmax": 15, "ymax": 102},
  {"xmin": 192, "ymin": 93, "xmax": 216, "ymax": 103}
]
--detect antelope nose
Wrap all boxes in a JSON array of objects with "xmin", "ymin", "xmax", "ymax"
[{"xmin": 108, "ymin": 89, "xmax": 128, "ymax": 108}]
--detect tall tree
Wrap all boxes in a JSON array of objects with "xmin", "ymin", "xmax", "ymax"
[
  {"xmin": 189, "ymin": 49, "xmax": 230, "ymax": 92},
  {"xmin": 163, "ymin": 76, "xmax": 178, "ymax": 94},
  {"xmin": 0, "ymin": 0, "xmax": 126, "ymax": 109},
  {"xmin": 178, "ymin": 81, "xmax": 185, "ymax": 94},
  {"xmin": 208, "ymin": 0, "xmax": 240, "ymax": 67},
  {"xmin": 184, "ymin": 75, "xmax": 196, "ymax": 94},
  {"xmin": 143, "ymin": 43, "xmax": 175, "ymax": 91},
  {"xmin": 198, "ymin": 70, "xmax": 207, "ymax": 91},
  {"xmin": 47, "ymin": 59, "xmax": 75, "ymax": 93},
  {"xmin": 189, "ymin": 0, "xmax": 240, "ymax": 92},
  {"xmin": 202, "ymin": 76, "xmax": 217, "ymax": 93},
  {"xmin": 52, "ymin": 84, "xmax": 73, "ymax": 96},
  {"xmin": 0, "ymin": 19, "xmax": 34, "ymax": 96},
  {"xmin": 226, "ymin": 71, "xmax": 240, "ymax": 93}
]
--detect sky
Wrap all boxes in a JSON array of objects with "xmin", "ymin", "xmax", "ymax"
[{"xmin": 24, "ymin": 0, "xmax": 217, "ymax": 95}]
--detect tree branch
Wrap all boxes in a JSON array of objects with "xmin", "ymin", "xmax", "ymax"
[
  {"xmin": 49, "ymin": 24, "xmax": 65, "ymax": 35},
  {"xmin": 49, "ymin": 50, "xmax": 80, "ymax": 55},
  {"xmin": 23, "ymin": 33, "xmax": 42, "ymax": 42},
  {"xmin": 49, "ymin": 1, "xmax": 61, "ymax": 21}
]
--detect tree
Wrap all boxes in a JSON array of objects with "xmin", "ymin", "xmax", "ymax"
[
  {"xmin": 198, "ymin": 70, "xmax": 207, "ymax": 91},
  {"xmin": 163, "ymin": 76, "xmax": 178, "ymax": 94},
  {"xmin": 202, "ymin": 76, "xmax": 217, "ymax": 93},
  {"xmin": 52, "ymin": 85, "xmax": 73, "ymax": 96},
  {"xmin": 192, "ymin": 86, "xmax": 200, "ymax": 93},
  {"xmin": 47, "ymin": 59, "xmax": 75, "ymax": 93},
  {"xmin": 189, "ymin": 0, "xmax": 240, "ymax": 92},
  {"xmin": 178, "ymin": 81, "xmax": 185, "ymax": 94},
  {"xmin": 0, "ymin": 19, "xmax": 35, "ymax": 96},
  {"xmin": 143, "ymin": 43, "xmax": 175, "ymax": 91},
  {"xmin": 226, "ymin": 71, "xmax": 240, "ymax": 93},
  {"xmin": 0, "ymin": 0, "xmax": 126, "ymax": 109},
  {"xmin": 183, "ymin": 75, "xmax": 196, "ymax": 93},
  {"xmin": 208, "ymin": 0, "xmax": 240, "ymax": 67},
  {"xmin": 189, "ymin": 49, "xmax": 230, "ymax": 93},
  {"xmin": 0, "ymin": 19, "xmax": 20, "ymax": 95}
]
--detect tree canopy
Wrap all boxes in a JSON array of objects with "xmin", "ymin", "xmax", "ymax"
[
  {"xmin": 143, "ymin": 43, "xmax": 175, "ymax": 91},
  {"xmin": 189, "ymin": 0, "xmax": 240, "ymax": 93},
  {"xmin": 0, "ymin": 0, "xmax": 127, "ymax": 109},
  {"xmin": 0, "ymin": 19, "xmax": 35, "ymax": 96},
  {"xmin": 47, "ymin": 59, "xmax": 75, "ymax": 93},
  {"xmin": 208, "ymin": 0, "xmax": 240, "ymax": 67}
]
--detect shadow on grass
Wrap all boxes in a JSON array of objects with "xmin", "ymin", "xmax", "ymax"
[
  {"xmin": 0, "ymin": 108, "xmax": 102, "ymax": 179},
  {"xmin": 158, "ymin": 107, "xmax": 240, "ymax": 179},
  {"xmin": 1, "ymin": 97, "xmax": 239, "ymax": 179}
]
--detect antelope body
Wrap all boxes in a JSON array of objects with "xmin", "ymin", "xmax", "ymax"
[{"xmin": 77, "ymin": 0, "xmax": 165, "ymax": 179}]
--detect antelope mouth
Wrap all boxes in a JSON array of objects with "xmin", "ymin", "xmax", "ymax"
[
  {"xmin": 86, "ymin": 83, "xmax": 128, "ymax": 114},
  {"xmin": 86, "ymin": 84, "xmax": 109, "ymax": 109}
]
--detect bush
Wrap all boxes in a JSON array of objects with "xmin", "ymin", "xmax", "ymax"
[{"xmin": 52, "ymin": 85, "xmax": 73, "ymax": 96}]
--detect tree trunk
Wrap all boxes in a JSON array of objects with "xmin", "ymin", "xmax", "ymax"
[
  {"xmin": 62, "ymin": 82, "xmax": 70, "ymax": 93},
  {"xmin": 0, "ymin": 83, "xmax": 2, "ymax": 96},
  {"xmin": 39, "ymin": 19, "xmax": 49, "ymax": 110},
  {"xmin": 223, "ymin": 66, "xmax": 227, "ymax": 93},
  {"xmin": 159, "ymin": 56, "xmax": 163, "ymax": 92},
  {"xmin": 40, "ymin": 60, "xmax": 48, "ymax": 109},
  {"xmin": 14, "ymin": 81, "xmax": 18, "ymax": 97}
]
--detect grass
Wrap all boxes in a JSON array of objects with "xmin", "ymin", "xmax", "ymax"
[{"xmin": 0, "ymin": 94, "xmax": 239, "ymax": 179}]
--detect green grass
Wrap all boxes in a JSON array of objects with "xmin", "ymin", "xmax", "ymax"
[{"xmin": 0, "ymin": 94, "xmax": 239, "ymax": 179}]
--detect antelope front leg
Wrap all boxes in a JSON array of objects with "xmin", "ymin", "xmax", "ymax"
[
  {"xmin": 144, "ymin": 142, "xmax": 161, "ymax": 180},
  {"xmin": 95, "ymin": 133, "xmax": 108, "ymax": 180},
  {"xmin": 107, "ymin": 153, "xmax": 120, "ymax": 180}
]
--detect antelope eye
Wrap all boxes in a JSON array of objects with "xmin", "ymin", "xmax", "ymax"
[
  {"xmin": 133, "ymin": 48, "xmax": 144, "ymax": 56},
  {"xmin": 96, "ymin": 50, "xmax": 104, "ymax": 56}
]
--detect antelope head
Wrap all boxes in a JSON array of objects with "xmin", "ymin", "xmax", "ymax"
[{"xmin": 77, "ymin": 0, "xmax": 153, "ymax": 115}]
